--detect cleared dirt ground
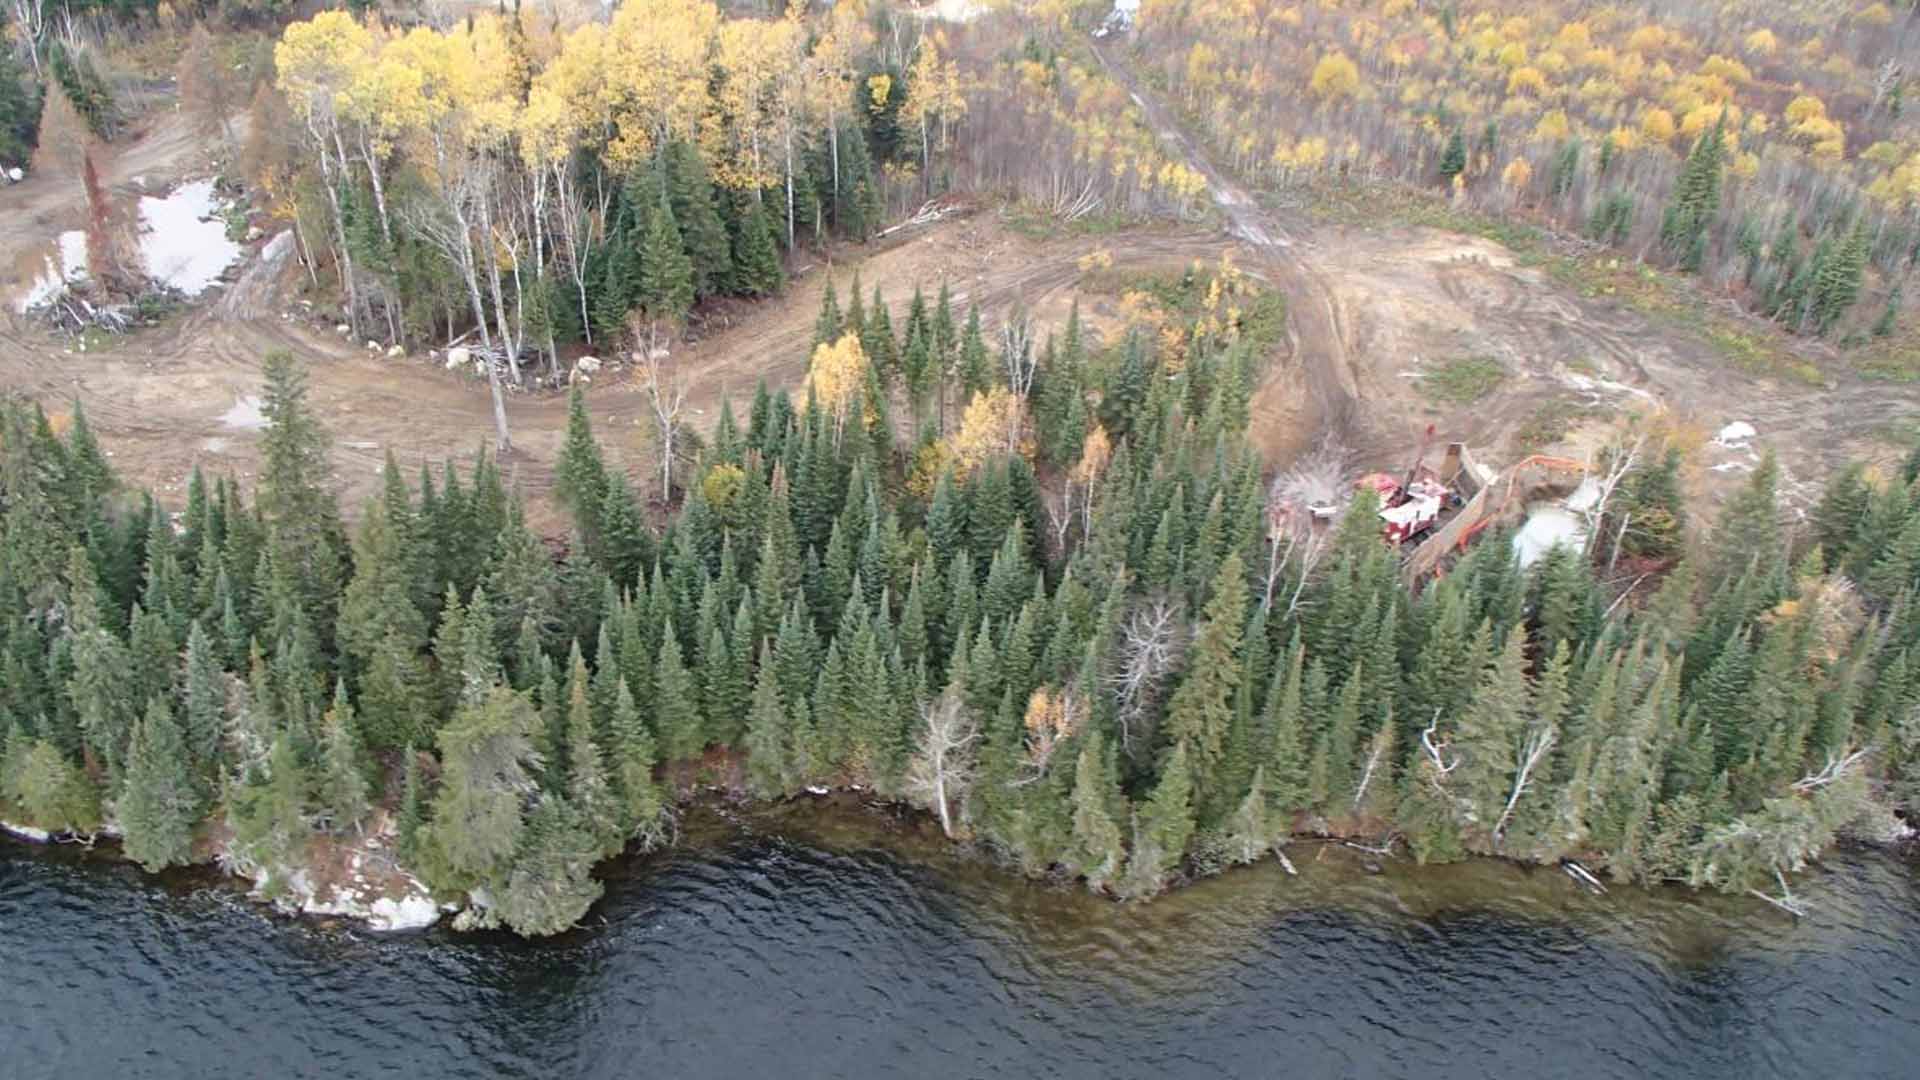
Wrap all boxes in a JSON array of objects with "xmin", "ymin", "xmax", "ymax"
[{"xmin": 3, "ymin": 100, "xmax": 1916, "ymax": 529}]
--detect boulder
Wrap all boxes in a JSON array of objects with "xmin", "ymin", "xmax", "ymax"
[
  {"xmin": 446, "ymin": 346, "xmax": 472, "ymax": 371},
  {"xmin": 386, "ymin": 344, "xmax": 405, "ymax": 359}
]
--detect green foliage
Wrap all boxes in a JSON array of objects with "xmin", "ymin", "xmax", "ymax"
[{"xmin": 1421, "ymin": 356, "xmax": 1507, "ymax": 404}]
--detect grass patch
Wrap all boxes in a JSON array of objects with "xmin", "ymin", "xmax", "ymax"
[
  {"xmin": 1300, "ymin": 180, "xmax": 1545, "ymax": 254},
  {"xmin": 1422, "ymin": 355, "xmax": 1508, "ymax": 404},
  {"xmin": 1080, "ymin": 262, "xmax": 1288, "ymax": 355},
  {"xmin": 1850, "ymin": 331, "xmax": 1920, "ymax": 383},
  {"xmin": 1001, "ymin": 202, "xmax": 1154, "ymax": 241},
  {"xmin": 1513, "ymin": 399, "xmax": 1601, "ymax": 452}
]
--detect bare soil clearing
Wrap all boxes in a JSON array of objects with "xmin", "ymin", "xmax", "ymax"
[{"xmin": 2, "ymin": 100, "xmax": 1915, "ymax": 524}]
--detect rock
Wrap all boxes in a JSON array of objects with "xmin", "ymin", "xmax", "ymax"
[
  {"xmin": 365, "ymin": 339, "xmax": 380, "ymax": 352},
  {"xmin": 575, "ymin": 355, "xmax": 602, "ymax": 374},
  {"xmin": 335, "ymin": 323, "xmax": 351, "ymax": 336},
  {"xmin": 386, "ymin": 345, "xmax": 405, "ymax": 359},
  {"xmin": 446, "ymin": 346, "xmax": 471, "ymax": 371},
  {"xmin": 245, "ymin": 225, "xmax": 264, "ymax": 242},
  {"xmin": 5, "ymin": 167, "xmax": 22, "ymax": 183}
]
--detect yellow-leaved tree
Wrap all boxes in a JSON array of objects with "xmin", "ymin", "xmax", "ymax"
[{"xmin": 808, "ymin": 333, "xmax": 869, "ymax": 447}]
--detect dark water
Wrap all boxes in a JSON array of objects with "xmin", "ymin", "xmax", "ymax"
[{"xmin": 4, "ymin": 804, "xmax": 1918, "ymax": 1080}]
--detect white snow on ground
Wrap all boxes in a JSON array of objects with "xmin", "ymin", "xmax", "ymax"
[
  {"xmin": 1714, "ymin": 421, "xmax": 1757, "ymax": 448},
  {"xmin": 138, "ymin": 179, "xmax": 240, "ymax": 296},
  {"xmin": 14, "ymin": 230, "xmax": 88, "ymax": 313},
  {"xmin": 1, "ymin": 820, "xmax": 53, "ymax": 842},
  {"xmin": 1513, "ymin": 504, "xmax": 1588, "ymax": 568},
  {"xmin": 368, "ymin": 894, "xmax": 443, "ymax": 932},
  {"xmin": 911, "ymin": 0, "xmax": 986, "ymax": 22},
  {"xmin": 218, "ymin": 395, "xmax": 265, "ymax": 430}
]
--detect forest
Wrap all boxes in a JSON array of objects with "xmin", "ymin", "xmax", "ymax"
[
  {"xmin": 3, "ymin": 250, "xmax": 1917, "ymax": 934},
  {"xmin": 8, "ymin": 0, "xmax": 1214, "ymax": 451},
  {"xmin": 1128, "ymin": 0, "xmax": 1918, "ymax": 342}
]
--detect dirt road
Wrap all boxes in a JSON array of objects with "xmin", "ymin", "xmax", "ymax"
[
  {"xmin": 4, "ymin": 91, "xmax": 1915, "ymax": 526},
  {"xmin": 0, "ymin": 110, "xmax": 1223, "ymax": 521},
  {"xmin": 1087, "ymin": 41, "xmax": 1920, "ymax": 504}
]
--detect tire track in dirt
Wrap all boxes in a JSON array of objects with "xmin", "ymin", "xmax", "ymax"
[{"xmin": 1090, "ymin": 40, "xmax": 1366, "ymax": 466}]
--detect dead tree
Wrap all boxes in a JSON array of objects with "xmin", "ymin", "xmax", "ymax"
[
  {"xmin": 903, "ymin": 689, "xmax": 980, "ymax": 839},
  {"xmin": 1107, "ymin": 597, "xmax": 1187, "ymax": 760},
  {"xmin": 1492, "ymin": 724, "xmax": 1557, "ymax": 845},
  {"xmin": 999, "ymin": 306, "xmax": 1036, "ymax": 398},
  {"xmin": 638, "ymin": 344, "xmax": 689, "ymax": 500}
]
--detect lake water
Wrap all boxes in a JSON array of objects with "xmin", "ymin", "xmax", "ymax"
[{"xmin": 3, "ymin": 802, "xmax": 1917, "ymax": 1079}]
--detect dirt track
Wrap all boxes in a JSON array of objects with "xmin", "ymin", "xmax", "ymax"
[{"xmin": 4, "ymin": 99, "xmax": 1917, "ymax": 525}]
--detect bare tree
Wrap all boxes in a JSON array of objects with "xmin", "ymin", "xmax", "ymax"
[
  {"xmin": 401, "ymin": 171, "xmax": 512, "ymax": 452},
  {"xmin": 1107, "ymin": 597, "xmax": 1189, "ymax": 760},
  {"xmin": 637, "ymin": 342, "xmax": 689, "ymax": 499},
  {"xmin": 1492, "ymin": 723, "xmax": 1556, "ymax": 845},
  {"xmin": 999, "ymin": 305, "xmax": 1036, "ymax": 398},
  {"xmin": 903, "ymin": 689, "xmax": 980, "ymax": 839}
]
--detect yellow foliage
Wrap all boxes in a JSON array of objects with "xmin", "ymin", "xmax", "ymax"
[
  {"xmin": 1077, "ymin": 248, "xmax": 1114, "ymax": 273},
  {"xmin": 1781, "ymin": 94, "xmax": 1827, "ymax": 125},
  {"xmin": 1731, "ymin": 151, "xmax": 1759, "ymax": 180},
  {"xmin": 806, "ymin": 333, "xmax": 869, "ymax": 437},
  {"xmin": 1532, "ymin": 109, "xmax": 1571, "ymax": 142},
  {"xmin": 1071, "ymin": 424, "xmax": 1113, "ymax": 487},
  {"xmin": 1743, "ymin": 29, "xmax": 1777, "ymax": 56},
  {"xmin": 945, "ymin": 387, "xmax": 1028, "ymax": 476},
  {"xmin": 1640, "ymin": 107, "xmax": 1676, "ymax": 143},
  {"xmin": 1499, "ymin": 16, "xmax": 1530, "ymax": 41},
  {"xmin": 1501, "ymin": 157, "xmax": 1532, "ymax": 190},
  {"xmin": 1309, "ymin": 51, "xmax": 1361, "ymax": 100},
  {"xmin": 1381, "ymin": 0, "xmax": 1413, "ymax": 17},
  {"xmin": 1626, "ymin": 25, "xmax": 1666, "ymax": 54},
  {"xmin": 1555, "ymin": 22, "xmax": 1591, "ymax": 52},
  {"xmin": 867, "ymin": 73, "xmax": 893, "ymax": 111},
  {"xmin": 1868, "ymin": 151, "xmax": 1920, "ymax": 207},
  {"xmin": 1607, "ymin": 125, "xmax": 1640, "ymax": 153},
  {"xmin": 1507, "ymin": 66, "xmax": 1547, "ymax": 96},
  {"xmin": 1699, "ymin": 55, "xmax": 1750, "ymax": 84},
  {"xmin": 1496, "ymin": 41, "xmax": 1528, "ymax": 69},
  {"xmin": 1857, "ymin": 3, "xmax": 1894, "ymax": 26}
]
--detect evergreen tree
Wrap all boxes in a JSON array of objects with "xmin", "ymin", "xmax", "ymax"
[
  {"xmin": 319, "ymin": 681, "xmax": 371, "ymax": 834},
  {"xmin": 119, "ymin": 698, "xmax": 199, "ymax": 873},
  {"xmin": 1660, "ymin": 116, "xmax": 1726, "ymax": 271},
  {"xmin": 1067, "ymin": 728, "xmax": 1126, "ymax": 891},
  {"xmin": 1121, "ymin": 742, "xmax": 1196, "ymax": 898},
  {"xmin": 1438, "ymin": 130, "xmax": 1467, "ymax": 181},
  {"xmin": 637, "ymin": 188, "xmax": 696, "ymax": 324}
]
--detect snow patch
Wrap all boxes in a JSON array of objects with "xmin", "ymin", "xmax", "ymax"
[
  {"xmin": 1714, "ymin": 421, "xmax": 1757, "ymax": 449},
  {"xmin": 218, "ymin": 395, "xmax": 265, "ymax": 430},
  {"xmin": 14, "ymin": 230, "xmax": 88, "ymax": 313},
  {"xmin": 138, "ymin": 180, "xmax": 241, "ymax": 296},
  {"xmin": 1, "ymin": 820, "xmax": 52, "ymax": 843},
  {"xmin": 368, "ymin": 893, "xmax": 442, "ymax": 932}
]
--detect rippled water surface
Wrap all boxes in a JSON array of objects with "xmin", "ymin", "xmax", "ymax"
[{"xmin": 4, "ymin": 804, "xmax": 1918, "ymax": 1079}]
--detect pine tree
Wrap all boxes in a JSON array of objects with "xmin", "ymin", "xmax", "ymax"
[
  {"xmin": 555, "ymin": 384, "xmax": 611, "ymax": 545},
  {"xmin": 1122, "ymin": 742, "xmax": 1196, "ymax": 898},
  {"xmin": 1660, "ymin": 116, "xmax": 1725, "ymax": 271},
  {"xmin": 731, "ymin": 197, "xmax": 785, "ymax": 296},
  {"xmin": 653, "ymin": 620, "xmax": 703, "ymax": 762},
  {"xmin": 119, "ymin": 698, "xmax": 199, "ymax": 873},
  {"xmin": 1438, "ymin": 130, "xmax": 1467, "ymax": 181},
  {"xmin": 1812, "ymin": 220, "xmax": 1868, "ymax": 336},
  {"xmin": 565, "ymin": 659, "xmax": 622, "ymax": 857},
  {"xmin": 637, "ymin": 188, "xmax": 696, "ymax": 325},
  {"xmin": 743, "ymin": 642, "xmax": 790, "ymax": 797},
  {"xmin": 610, "ymin": 677, "xmax": 666, "ymax": 848},
  {"xmin": 1163, "ymin": 554, "xmax": 1247, "ymax": 821},
  {"xmin": 1067, "ymin": 728, "xmax": 1126, "ymax": 891},
  {"xmin": 319, "ymin": 681, "xmax": 370, "ymax": 834},
  {"xmin": 663, "ymin": 140, "xmax": 733, "ymax": 297}
]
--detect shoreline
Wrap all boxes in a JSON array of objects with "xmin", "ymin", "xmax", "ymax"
[{"xmin": 12, "ymin": 793, "xmax": 1911, "ymax": 937}]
